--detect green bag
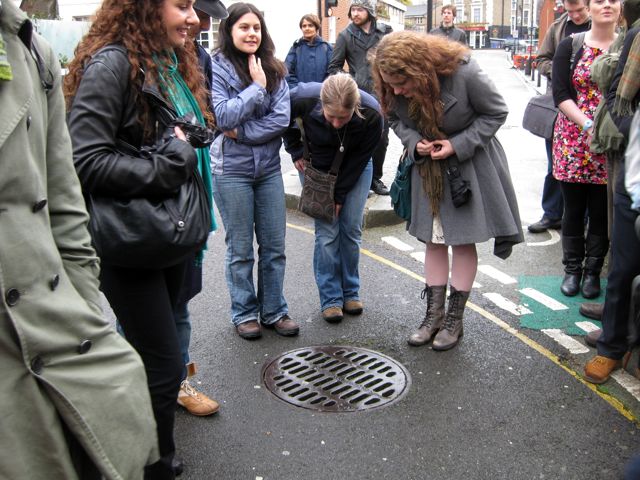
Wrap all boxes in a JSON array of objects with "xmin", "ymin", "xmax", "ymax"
[{"xmin": 389, "ymin": 149, "xmax": 413, "ymax": 221}]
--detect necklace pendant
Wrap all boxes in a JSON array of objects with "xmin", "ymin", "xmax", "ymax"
[{"xmin": 339, "ymin": 145, "xmax": 345, "ymax": 153}]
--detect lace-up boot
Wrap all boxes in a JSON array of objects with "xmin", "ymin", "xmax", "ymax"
[
  {"xmin": 432, "ymin": 286, "xmax": 470, "ymax": 351},
  {"xmin": 408, "ymin": 285, "xmax": 446, "ymax": 346}
]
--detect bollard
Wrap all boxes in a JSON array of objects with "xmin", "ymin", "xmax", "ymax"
[
  {"xmin": 524, "ymin": 56, "xmax": 532, "ymax": 76},
  {"xmin": 537, "ymin": 69, "xmax": 542, "ymax": 87},
  {"xmin": 531, "ymin": 61, "xmax": 536, "ymax": 80}
]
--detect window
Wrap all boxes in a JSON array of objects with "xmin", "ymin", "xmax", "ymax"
[{"xmin": 473, "ymin": 7, "xmax": 481, "ymax": 22}]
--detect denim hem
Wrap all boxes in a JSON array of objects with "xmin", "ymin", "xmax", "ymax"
[
  {"xmin": 233, "ymin": 316, "xmax": 259, "ymax": 327},
  {"xmin": 344, "ymin": 296, "xmax": 360, "ymax": 302},
  {"xmin": 260, "ymin": 311, "xmax": 289, "ymax": 325}
]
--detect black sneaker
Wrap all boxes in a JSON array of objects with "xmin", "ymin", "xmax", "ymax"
[
  {"xmin": 527, "ymin": 216, "xmax": 561, "ymax": 233},
  {"xmin": 371, "ymin": 179, "xmax": 390, "ymax": 196}
]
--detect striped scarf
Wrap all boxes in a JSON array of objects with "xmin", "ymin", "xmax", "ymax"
[
  {"xmin": 153, "ymin": 51, "xmax": 217, "ymax": 265},
  {"xmin": 613, "ymin": 32, "xmax": 640, "ymax": 117},
  {"xmin": 0, "ymin": 0, "xmax": 12, "ymax": 81}
]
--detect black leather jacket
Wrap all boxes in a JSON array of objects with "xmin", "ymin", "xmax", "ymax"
[{"xmin": 67, "ymin": 44, "xmax": 197, "ymax": 198}]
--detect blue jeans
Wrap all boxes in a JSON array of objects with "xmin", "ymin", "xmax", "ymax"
[
  {"xmin": 314, "ymin": 161, "xmax": 373, "ymax": 311},
  {"xmin": 542, "ymin": 139, "xmax": 564, "ymax": 220},
  {"xmin": 213, "ymin": 171, "xmax": 288, "ymax": 326}
]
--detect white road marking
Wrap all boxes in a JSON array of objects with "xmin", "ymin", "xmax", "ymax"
[
  {"xmin": 575, "ymin": 321, "xmax": 601, "ymax": 333},
  {"xmin": 483, "ymin": 293, "xmax": 532, "ymax": 315},
  {"xmin": 477, "ymin": 265, "xmax": 517, "ymax": 285},
  {"xmin": 541, "ymin": 329, "xmax": 590, "ymax": 354},
  {"xmin": 410, "ymin": 251, "xmax": 425, "ymax": 263},
  {"xmin": 382, "ymin": 236, "xmax": 414, "ymax": 252},
  {"xmin": 611, "ymin": 370, "xmax": 640, "ymax": 402},
  {"xmin": 527, "ymin": 228, "xmax": 561, "ymax": 247},
  {"xmin": 519, "ymin": 288, "xmax": 568, "ymax": 310}
]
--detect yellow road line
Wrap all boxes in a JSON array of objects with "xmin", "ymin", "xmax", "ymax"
[{"xmin": 287, "ymin": 222, "xmax": 638, "ymax": 424}]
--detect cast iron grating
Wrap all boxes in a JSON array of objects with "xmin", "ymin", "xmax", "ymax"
[{"xmin": 262, "ymin": 346, "xmax": 411, "ymax": 412}]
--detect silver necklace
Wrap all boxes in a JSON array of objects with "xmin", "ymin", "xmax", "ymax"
[{"xmin": 336, "ymin": 125, "xmax": 348, "ymax": 152}]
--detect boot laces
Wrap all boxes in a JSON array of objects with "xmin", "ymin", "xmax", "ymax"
[
  {"xmin": 420, "ymin": 288, "xmax": 437, "ymax": 328},
  {"xmin": 180, "ymin": 380, "xmax": 200, "ymax": 399},
  {"xmin": 443, "ymin": 292, "xmax": 460, "ymax": 331}
]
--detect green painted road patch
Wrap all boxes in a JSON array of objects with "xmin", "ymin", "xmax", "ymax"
[{"xmin": 518, "ymin": 276, "xmax": 604, "ymax": 336}]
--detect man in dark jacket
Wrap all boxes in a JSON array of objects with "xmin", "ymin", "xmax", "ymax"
[
  {"xmin": 328, "ymin": 0, "xmax": 390, "ymax": 196},
  {"xmin": 528, "ymin": 0, "xmax": 590, "ymax": 235},
  {"xmin": 430, "ymin": 4, "xmax": 467, "ymax": 45}
]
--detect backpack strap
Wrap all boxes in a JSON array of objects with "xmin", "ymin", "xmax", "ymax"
[{"xmin": 569, "ymin": 32, "xmax": 587, "ymax": 72}]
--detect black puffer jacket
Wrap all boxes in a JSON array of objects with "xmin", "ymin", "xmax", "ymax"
[{"xmin": 67, "ymin": 44, "xmax": 197, "ymax": 198}]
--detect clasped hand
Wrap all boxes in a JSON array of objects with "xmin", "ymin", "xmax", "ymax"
[{"xmin": 416, "ymin": 138, "xmax": 454, "ymax": 160}]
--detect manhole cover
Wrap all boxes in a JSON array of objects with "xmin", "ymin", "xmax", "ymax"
[{"xmin": 262, "ymin": 346, "xmax": 411, "ymax": 412}]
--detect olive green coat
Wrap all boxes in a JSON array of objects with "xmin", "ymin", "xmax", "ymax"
[{"xmin": 0, "ymin": 3, "xmax": 158, "ymax": 479}]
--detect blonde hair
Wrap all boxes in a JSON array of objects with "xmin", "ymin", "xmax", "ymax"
[{"xmin": 320, "ymin": 73, "xmax": 364, "ymax": 118}]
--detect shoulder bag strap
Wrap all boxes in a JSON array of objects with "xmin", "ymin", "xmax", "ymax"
[
  {"xmin": 328, "ymin": 131, "xmax": 348, "ymax": 176},
  {"xmin": 295, "ymin": 117, "xmax": 311, "ymax": 161}
]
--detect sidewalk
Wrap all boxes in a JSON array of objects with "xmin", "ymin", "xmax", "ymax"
[{"xmin": 281, "ymin": 130, "xmax": 406, "ymax": 228}]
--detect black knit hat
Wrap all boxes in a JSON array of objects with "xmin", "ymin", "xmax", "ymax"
[{"xmin": 194, "ymin": 0, "xmax": 228, "ymax": 19}]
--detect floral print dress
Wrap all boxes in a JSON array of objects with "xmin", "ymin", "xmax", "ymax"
[{"xmin": 552, "ymin": 45, "xmax": 608, "ymax": 185}]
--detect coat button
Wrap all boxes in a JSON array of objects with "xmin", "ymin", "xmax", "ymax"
[
  {"xmin": 49, "ymin": 274, "xmax": 60, "ymax": 291},
  {"xmin": 5, "ymin": 288, "xmax": 20, "ymax": 306},
  {"xmin": 77, "ymin": 340, "xmax": 92, "ymax": 355},
  {"xmin": 27, "ymin": 115, "xmax": 32, "ymax": 129},
  {"xmin": 32, "ymin": 199, "xmax": 47, "ymax": 212},
  {"xmin": 31, "ymin": 356, "xmax": 43, "ymax": 375}
]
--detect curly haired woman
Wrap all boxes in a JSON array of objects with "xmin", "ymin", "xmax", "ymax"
[
  {"xmin": 64, "ymin": 0, "xmax": 213, "ymax": 477},
  {"xmin": 371, "ymin": 32, "xmax": 523, "ymax": 351}
]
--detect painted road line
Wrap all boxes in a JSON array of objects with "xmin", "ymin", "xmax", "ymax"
[
  {"xmin": 612, "ymin": 370, "xmax": 640, "ymax": 403},
  {"xmin": 575, "ymin": 321, "xmax": 601, "ymax": 333},
  {"xmin": 410, "ymin": 251, "xmax": 425, "ymax": 263},
  {"xmin": 286, "ymin": 222, "xmax": 638, "ymax": 423},
  {"xmin": 477, "ymin": 265, "xmax": 517, "ymax": 285},
  {"xmin": 527, "ymin": 228, "xmax": 561, "ymax": 247},
  {"xmin": 519, "ymin": 288, "xmax": 569, "ymax": 311},
  {"xmin": 541, "ymin": 329, "xmax": 590, "ymax": 354},
  {"xmin": 483, "ymin": 292, "xmax": 532, "ymax": 316},
  {"xmin": 381, "ymin": 236, "xmax": 414, "ymax": 252}
]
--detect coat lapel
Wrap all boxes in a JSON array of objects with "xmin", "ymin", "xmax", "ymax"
[{"xmin": 0, "ymin": 33, "xmax": 32, "ymax": 150}]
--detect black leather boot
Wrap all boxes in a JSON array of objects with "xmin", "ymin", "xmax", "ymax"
[
  {"xmin": 582, "ymin": 233, "xmax": 609, "ymax": 299},
  {"xmin": 561, "ymin": 235, "xmax": 584, "ymax": 297}
]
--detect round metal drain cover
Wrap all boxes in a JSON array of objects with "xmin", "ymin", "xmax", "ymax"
[{"xmin": 262, "ymin": 346, "xmax": 411, "ymax": 412}]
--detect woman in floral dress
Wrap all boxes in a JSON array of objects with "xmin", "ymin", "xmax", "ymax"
[{"xmin": 552, "ymin": 0, "xmax": 621, "ymax": 299}]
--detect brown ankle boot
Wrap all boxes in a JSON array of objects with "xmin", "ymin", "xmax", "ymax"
[
  {"xmin": 408, "ymin": 285, "xmax": 446, "ymax": 346},
  {"xmin": 432, "ymin": 287, "xmax": 470, "ymax": 351}
]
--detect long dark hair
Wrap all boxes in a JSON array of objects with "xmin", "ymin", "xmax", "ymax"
[
  {"xmin": 217, "ymin": 2, "xmax": 286, "ymax": 93},
  {"xmin": 64, "ymin": 0, "xmax": 212, "ymax": 130}
]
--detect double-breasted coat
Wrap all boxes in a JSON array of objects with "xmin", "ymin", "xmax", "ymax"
[
  {"xmin": 389, "ymin": 57, "xmax": 524, "ymax": 258},
  {"xmin": 0, "ymin": 3, "xmax": 158, "ymax": 479}
]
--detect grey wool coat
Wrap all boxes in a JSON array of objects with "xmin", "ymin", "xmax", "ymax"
[
  {"xmin": 389, "ymin": 57, "xmax": 524, "ymax": 259},
  {"xmin": 0, "ymin": 2, "xmax": 158, "ymax": 479}
]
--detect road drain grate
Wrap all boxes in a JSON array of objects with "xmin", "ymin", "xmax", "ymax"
[{"xmin": 262, "ymin": 346, "xmax": 411, "ymax": 412}]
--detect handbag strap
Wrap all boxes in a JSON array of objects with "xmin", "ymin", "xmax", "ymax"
[{"xmin": 295, "ymin": 117, "xmax": 347, "ymax": 176}]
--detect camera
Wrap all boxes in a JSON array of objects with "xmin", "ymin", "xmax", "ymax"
[
  {"xmin": 168, "ymin": 113, "xmax": 216, "ymax": 148},
  {"xmin": 446, "ymin": 164, "xmax": 472, "ymax": 208}
]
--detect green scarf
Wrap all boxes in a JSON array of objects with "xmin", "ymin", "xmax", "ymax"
[
  {"xmin": 154, "ymin": 51, "xmax": 216, "ymax": 265},
  {"xmin": 613, "ymin": 30, "xmax": 640, "ymax": 116},
  {"xmin": 0, "ymin": 1, "xmax": 12, "ymax": 81}
]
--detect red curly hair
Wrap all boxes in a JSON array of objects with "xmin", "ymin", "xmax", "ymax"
[
  {"xmin": 63, "ymin": 0, "xmax": 212, "ymax": 133},
  {"xmin": 371, "ymin": 31, "xmax": 468, "ymax": 139}
]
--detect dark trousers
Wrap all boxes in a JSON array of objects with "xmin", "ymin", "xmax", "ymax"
[
  {"xmin": 100, "ymin": 262, "xmax": 187, "ymax": 480},
  {"xmin": 559, "ymin": 182, "xmax": 607, "ymax": 237},
  {"xmin": 372, "ymin": 118, "xmax": 389, "ymax": 182},
  {"xmin": 542, "ymin": 139, "xmax": 564, "ymax": 220},
  {"xmin": 62, "ymin": 419, "xmax": 102, "ymax": 479},
  {"xmin": 598, "ymin": 191, "xmax": 640, "ymax": 360}
]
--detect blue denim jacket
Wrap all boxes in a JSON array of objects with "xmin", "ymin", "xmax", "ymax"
[
  {"xmin": 210, "ymin": 52, "xmax": 290, "ymax": 178},
  {"xmin": 284, "ymin": 36, "xmax": 333, "ymax": 89}
]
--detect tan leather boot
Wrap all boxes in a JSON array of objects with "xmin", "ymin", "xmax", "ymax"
[
  {"xmin": 408, "ymin": 285, "xmax": 446, "ymax": 346},
  {"xmin": 432, "ymin": 287, "xmax": 470, "ymax": 351}
]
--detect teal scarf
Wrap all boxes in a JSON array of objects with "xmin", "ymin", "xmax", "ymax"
[
  {"xmin": 154, "ymin": 51, "xmax": 216, "ymax": 265},
  {"xmin": 0, "ymin": 1, "xmax": 12, "ymax": 81}
]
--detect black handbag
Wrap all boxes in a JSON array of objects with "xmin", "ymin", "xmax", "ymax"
[
  {"xmin": 522, "ymin": 92, "xmax": 558, "ymax": 140},
  {"xmin": 389, "ymin": 149, "xmax": 412, "ymax": 221},
  {"xmin": 296, "ymin": 119, "xmax": 347, "ymax": 223},
  {"xmin": 87, "ymin": 139, "xmax": 211, "ymax": 269}
]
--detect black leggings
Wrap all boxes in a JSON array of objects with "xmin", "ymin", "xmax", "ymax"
[
  {"xmin": 560, "ymin": 181, "xmax": 608, "ymax": 237},
  {"xmin": 100, "ymin": 262, "xmax": 186, "ymax": 480}
]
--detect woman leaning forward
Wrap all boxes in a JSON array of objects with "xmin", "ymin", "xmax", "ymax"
[{"xmin": 371, "ymin": 32, "xmax": 523, "ymax": 350}]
